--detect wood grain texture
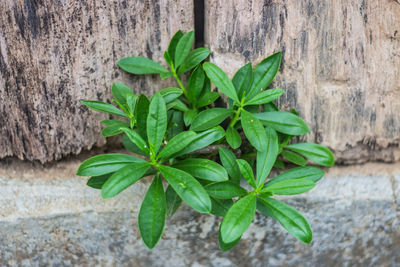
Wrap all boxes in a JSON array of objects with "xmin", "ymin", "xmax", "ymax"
[
  {"xmin": 0, "ymin": 0, "xmax": 193, "ymax": 162},
  {"xmin": 205, "ymin": 0, "xmax": 400, "ymax": 163}
]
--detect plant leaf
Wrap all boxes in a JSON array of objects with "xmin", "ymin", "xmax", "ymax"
[
  {"xmin": 257, "ymin": 196, "xmax": 312, "ymax": 243},
  {"xmin": 166, "ymin": 185, "xmax": 182, "ymax": 217},
  {"xmin": 254, "ymin": 111, "xmax": 309, "ymax": 135},
  {"xmin": 178, "ymin": 48, "xmax": 210, "ymax": 74},
  {"xmin": 218, "ymin": 147, "xmax": 241, "ymax": 184},
  {"xmin": 211, "ymin": 198, "xmax": 233, "ymax": 217},
  {"xmin": 135, "ymin": 94, "xmax": 150, "ymax": 139},
  {"xmin": 282, "ymin": 150, "xmax": 307, "ymax": 166},
  {"xmin": 120, "ymin": 128, "xmax": 149, "ymax": 155},
  {"xmin": 173, "ymin": 158, "xmax": 228, "ymax": 182},
  {"xmin": 218, "ymin": 229, "xmax": 241, "ymax": 252},
  {"xmin": 266, "ymin": 166, "xmax": 325, "ymax": 186},
  {"xmin": 187, "ymin": 66, "xmax": 205, "ymax": 104},
  {"xmin": 122, "ymin": 134, "xmax": 147, "ymax": 156},
  {"xmin": 111, "ymin": 82, "xmax": 133, "ymax": 105},
  {"xmin": 87, "ymin": 174, "xmax": 112, "ymax": 189},
  {"xmin": 256, "ymin": 127, "xmax": 279, "ymax": 187},
  {"xmin": 101, "ymin": 120, "xmax": 129, "ymax": 137},
  {"xmin": 126, "ymin": 95, "xmax": 138, "ymax": 115},
  {"xmin": 167, "ymin": 99, "xmax": 189, "ymax": 112},
  {"xmin": 147, "ymin": 93, "xmax": 167, "ymax": 153},
  {"xmin": 286, "ymin": 143, "xmax": 335, "ymax": 167},
  {"xmin": 248, "ymin": 52, "xmax": 281, "ymax": 99},
  {"xmin": 261, "ymin": 178, "xmax": 315, "ymax": 195},
  {"xmin": 168, "ymin": 30, "xmax": 183, "ymax": 62},
  {"xmin": 158, "ymin": 87, "xmax": 183, "ymax": 103},
  {"xmin": 176, "ymin": 126, "xmax": 225, "ymax": 156},
  {"xmin": 203, "ymin": 62, "xmax": 239, "ymax": 103},
  {"xmin": 245, "ymin": 89, "xmax": 284, "ymax": 105},
  {"xmin": 158, "ymin": 165, "xmax": 211, "ymax": 213},
  {"xmin": 76, "ymin": 154, "xmax": 145, "ymax": 176},
  {"xmin": 157, "ymin": 131, "xmax": 197, "ymax": 160},
  {"xmin": 138, "ymin": 175, "xmax": 166, "ymax": 249},
  {"xmin": 197, "ymin": 91, "xmax": 220, "ymax": 108},
  {"xmin": 236, "ymin": 159, "xmax": 256, "ymax": 188},
  {"xmin": 81, "ymin": 100, "xmax": 128, "ymax": 118},
  {"xmin": 174, "ymin": 31, "xmax": 194, "ymax": 68},
  {"xmin": 118, "ymin": 57, "xmax": 169, "ymax": 74},
  {"xmin": 241, "ymin": 109, "xmax": 268, "ymax": 152},
  {"xmin": 205, "ymin": 181, "xmax": 247, "ymax": 199},
  {"xmin": 167, "ymin": 110, "xmax": 183, "ymax": 138},
  {"xmin": 226, "ymin": 126, "xmax": 242, "ymax": 149},
  {"xmin": 101, "ymin": 162, "xmax": 149, "ymax": 198},
  {"xmin": 183, "ymin": 109, "xmax": 198, "ymax": 126},
  {"xmin": 232, "ymin": 62, "xmax": 253, "ymax": 99},
  {"xmin": 190, "ymin": 108, "xmax": 233, "ymax": 132},
  {"xmin": 220, "ymin": 194, "xmax": 256, "ymax": 243}
]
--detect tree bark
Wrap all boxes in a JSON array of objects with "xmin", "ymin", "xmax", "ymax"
[
  {"xmin": 205, "ymin": 0, "xmax": 400, "ymax": 164},
  {"xmin": 0, "ymin": 0, "xmax": 193, "ymax": 162}
]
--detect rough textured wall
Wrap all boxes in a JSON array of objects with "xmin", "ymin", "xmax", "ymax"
[
  {"xmin": 205, "ymin": 0, "xmax": 400, "ymax": 164},
  {"xmin": 0, "ymin": 0, "xmax": 193, "ymax": 162}
]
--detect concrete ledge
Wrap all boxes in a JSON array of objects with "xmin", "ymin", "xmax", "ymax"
[{"xmin": 0, "ymin": 160, "xmax": 399, "ymax": 266}]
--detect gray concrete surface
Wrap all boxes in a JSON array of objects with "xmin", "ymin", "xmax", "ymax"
[{"xmin": 0, "ymin": 158, "xmax": 399, "ymax": 266}]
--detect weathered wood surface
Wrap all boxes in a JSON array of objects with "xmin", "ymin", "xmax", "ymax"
[
  {"xmin": 0, "ymin": 0, "xmax": 193, "ymax": 162},
  {"xmin": 205, "ymin": 0, "xmax": 400, "ymax": 164}
]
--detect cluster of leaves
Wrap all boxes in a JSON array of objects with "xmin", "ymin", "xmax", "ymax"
[{"xmin": 76, "ymin": 30, "xmax": 334, "ymax": 250}]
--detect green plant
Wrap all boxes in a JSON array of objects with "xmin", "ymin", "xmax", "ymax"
[{"xmin": 76, "ymin": 30, "xmax": 334, "ymax": 250}]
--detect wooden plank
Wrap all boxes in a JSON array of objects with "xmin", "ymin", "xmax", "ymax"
[
  {"xmin": 205, "ymin": 0, "xmax": 400, "ymax": 163},
  {"xmin": 0, "ymin": 0, "xmax": 193, "ymax": 162}
]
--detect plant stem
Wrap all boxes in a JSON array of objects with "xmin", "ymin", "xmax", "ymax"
[
  {"xmin": 170, "ymin": 65, "xmax": 189, "ymax": 99},
  {"xmin": 228, "ymin": 107, "xmax": 242, "ymax": 128}
]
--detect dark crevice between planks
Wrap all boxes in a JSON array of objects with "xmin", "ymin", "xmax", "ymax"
[{"xmin": 194, "ymin": 0, "xmax": 204, "ymax": 48}]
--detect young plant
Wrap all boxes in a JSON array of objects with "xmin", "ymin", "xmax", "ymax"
[{"xmin": 76, "ymin": 30, "xmax": 334, "ymax": 250}]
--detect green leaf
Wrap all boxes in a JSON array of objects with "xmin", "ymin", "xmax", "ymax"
[
  {"xmin": 76, "ymin": 154, "xmax": 145, "ymax": 176},
  {"xmin": 236, "ymin": 159, "xmax": 256, "ymax": 188},
  {"xmin": 168, "ymin": 30, "xmax": 183, "ymax": 62},
  {"xmin": 264, "ymin": 102, "xmax": 279, "ymax": 112},
  {"xmin": 167, "ymin": 99, "xmax": 189, "ymax": 112},
  {"xmin": 183, "ymin": 109, "xmax": 197, "ymax": 126},
  {"xmin": 218, "ymin": 147, "xmax": 241, "ymax": 184},
  {"xmin": 138, "ymin": 175, "xmax": 166, "ymax": 249},
  {"xmin": 286, "ymin": 143, "xmax": 334, "ymax": 167},
  {"xmin": 147, "ymin": 93, "xmax": 167, "ymax": 153},
  {"xmin": 282, "ymin": 150, "xmax": 307, "ymax": 166},
  {"xmin": 160, "ymin": 71, "xmax": 173, "ymax": 79},
  {"xmin": 87, "ymin": 174, "xmax": 112, "ymax": 189},
  {"xmin": 173, "ymin": 158, "xmax": 228, "ymax": 182},
  {"xmin": 167, "ymin": 110, "xmax": 183, "ymax": 138},
  {"xmin": 220, "ymin": 194, "xmax": 256, "ymax": 243},
  {"xmin": 205, "ymin": 181, "xmax": 247, "ymax": 199},
  {"xmin": 211, "ymin": 198, "xmax": 233, "ymax": 217},
  {"xmin": 120, "ymin": 128, "xmax": 149, "ymax": 155},
  {"xmin": 187, "ymin": 66, "xmax": 205, "ymax": 104},
  {"xmin": 226, "ymin": 126, "xmax": 241, "ymax": 149},
  {"xmin": 241, "ymin": 109, "xmax": 268, "ymax": 151},
  {"xmin": 158, "ymin": 165, "xmax": 211, "ymax": 213},
  {"xmin": 274, "ymin": 158, "xmax": 285, "ymax": 169},
  {"xmin": 232, "ymin": 63, "xmax": 253, "ymax": 99},
  {"xmin": 257, "ymin": 197, "xmax": 312, "ymax": 243},
  {"xmin": 174, "ymin": 31, "xmax": 194, "ymax": 68},
  {"xmin": 135, "ymin": 94, "xmax": 150, "ymax": 139},
  {"xmin": 261, "ymin": 178, "xmax": 315, "ymax": 195},
  {"xmin": 157, "ymin": 131, "xmax": 197, "ymax": 159},
  {"xmin": 178, "ymin": 48, "xmax": 210, "ymax": 74},
  {"xmin": 218, "ymin": 226, "xmax": 241, "ymax": 251},
  {"xmin": 256, "ymin": 127, "xmax": 279, "ymax": 187},
  {"xmin": 166, "ymin": 185, "xmax": 182, "ymax": 217},
  {"xmin": 158, "ymin": 87, "xmax": 182, "ymax": 103},
  {"xmin": 111, "ymin": 82, "xmax": 133, "ymax": 105},
  {"xmin": 190, "ymin": 108, "xmax": 233, "ymax": 132},
  {"xmin": 176, "ymin": 126, "xmax": 225, "ymax": 156},
  {"xmin": 100, "ymin": 120, "xmax": 129, "ymax": 137},
  {"xmin": 101, "ymin": 162, "xmax": 149, "ymax": 198},
  {"xmin": 118, "ymin": 57, "xmax": 168, "ymax": 74},
  {"xmin": 122, "ymin": 134, "xmax": 147, "ymax": 156},
  {"xmin": 245, "ymin": 89, "xmax": 284, "ymax": 105},
  {"xmin": 248, "ymin": 52, "xmax": 281, "ymax": 99},
  {"xmin": 126, "ymin": 95, "xmax": 138, "ymax": 115},
  {"xmin": 197, "ymin": 91, "xmax": 220, "ymax": 108},
  {"xmin": 254, "ymin": 112, "xmax": 309, "ymax": 135},
  {"xmin": 81, "ymin": 100, "xmax": 128, "ymax": 118},
  {"xmin": 203, "ymin": 62, "xmax": 239, "ymax": 103},
  {"xmin": 163, "ymin": 51, "xmax": 173, "ymax": 68},
  {"xmin": 266, "ymin": 166, "xmax": 325, "ymax": 186}
]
